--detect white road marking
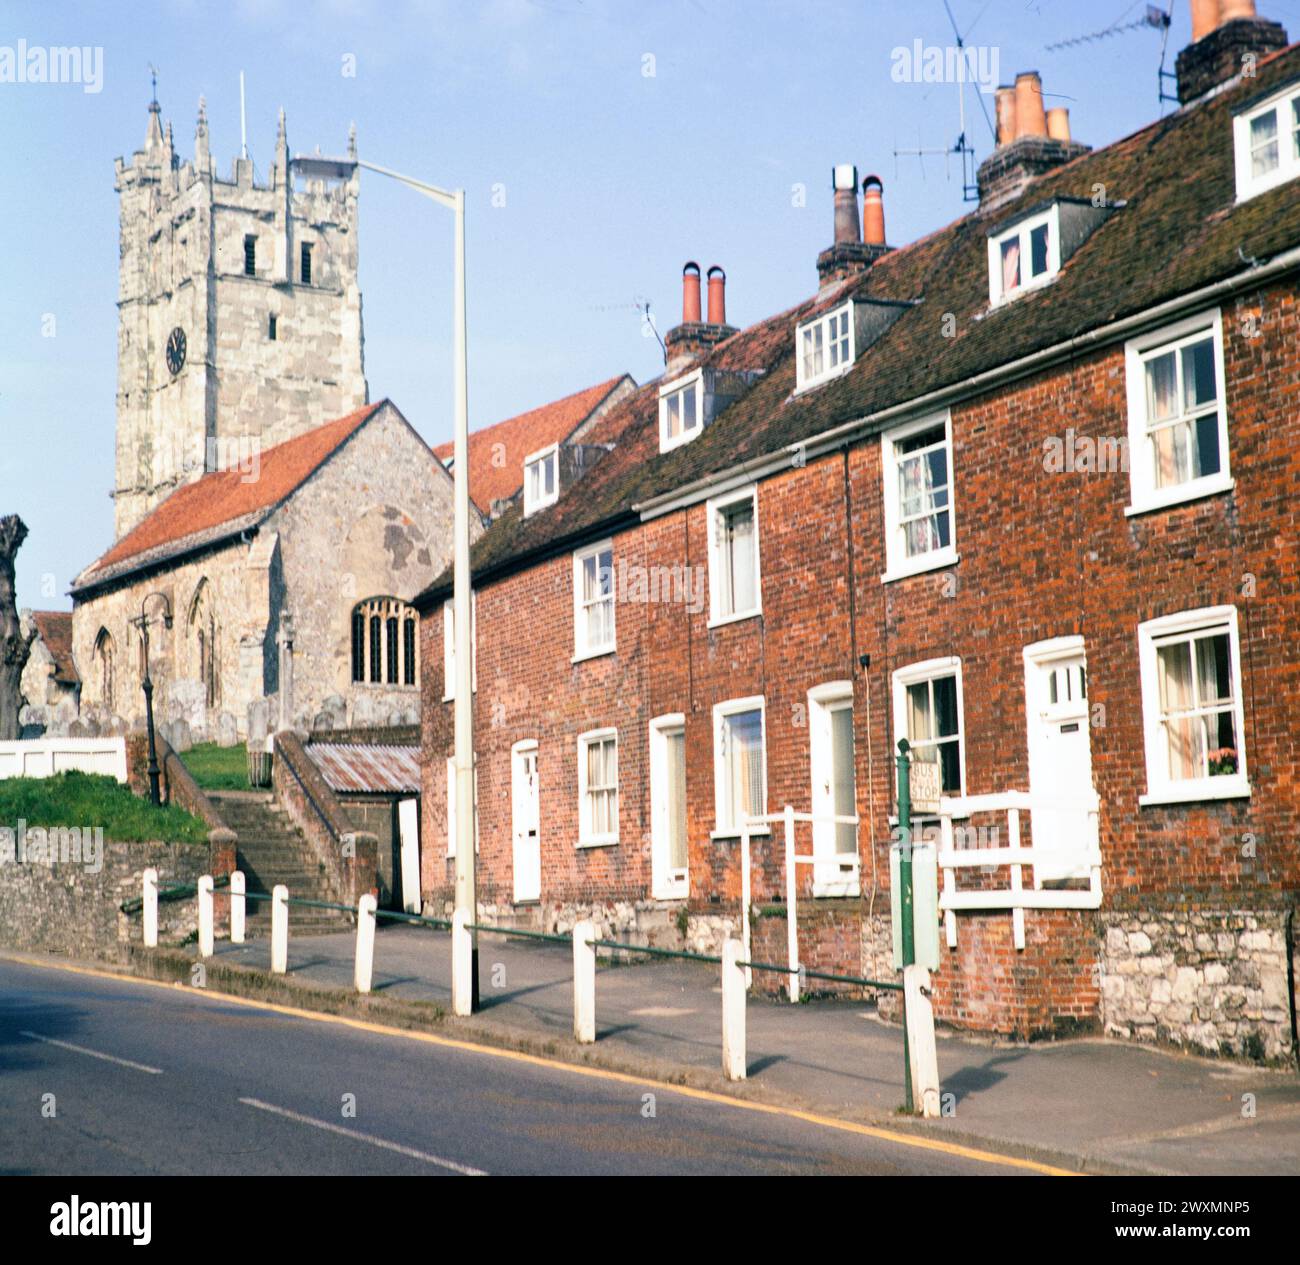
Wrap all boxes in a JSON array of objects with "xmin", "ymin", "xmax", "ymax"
[
  {"xmin": 19, "ymin": 1030, "xmax": 163, "ymax": 1075},
  {"xmin": 238, "ymin": 1098, "xmax": 487, "ymax": 1175},
  {"xmin": 629, "ymin": 1006, "xmax": 697, "ymax": 1018}
]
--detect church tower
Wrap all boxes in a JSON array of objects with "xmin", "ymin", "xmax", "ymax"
[{"xmin": 113, "ymin": 92, "xmax": 368, "ymax": 538}]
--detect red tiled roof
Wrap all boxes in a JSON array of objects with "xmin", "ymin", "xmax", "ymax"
[
  {"xmin": 86, "ymin": 403, "xmax": 383, "ymax": 578},
  {"xmin": 30, "ymin": 611, "xmax": 78, "ymax": 685},
  {"xmin": 433, "ymin": 376, "xmax": 632, "ymax": 513}
]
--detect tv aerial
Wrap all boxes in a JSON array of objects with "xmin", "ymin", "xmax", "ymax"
[
  {"xmin": 892, "ymin": 1, "xmax": 996, "ymax": 203},
  {"xmin": 1043, "ymin": 3, "xmax": 1176, "ymax": 106}
]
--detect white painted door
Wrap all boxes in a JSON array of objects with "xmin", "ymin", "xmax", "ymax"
[
  {"xmin": 511, "ymin": 742, "xmax": 540, "ymax": 903},
  {"xmin": 650, "ymin": 717, "xmax": 688, "ymax": 900},
  {"xmin": 397, "ymin": 797, "xmax": 421, "ymax": 914},
  {"xmin": 1025, "ymin": 648, "xmax": 1098, "ymax": 883},
  {"xmin": 809, "ymin": 685, "xmax": 859, "ymax": 896}
]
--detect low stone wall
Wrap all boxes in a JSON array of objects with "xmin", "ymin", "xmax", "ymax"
[
  {"xmin": 1100, "ymin": 907, "xmax": 1297, "ymax": 1064},
  {"xmin": 0, "ymin": 839, "xmax": 209, "ymax": 958},
  {"xmin": 461, "ymin": 898, "xmax": 688, "ymax": 950}
]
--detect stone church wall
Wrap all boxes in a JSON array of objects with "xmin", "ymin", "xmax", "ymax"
[
  {"xmin": 269, "ymin": 404, "xmax": 467, "ymax": 730},
  {"xmin": 71, "ymin": 538, "xmax": 272, "ymax": 743}
]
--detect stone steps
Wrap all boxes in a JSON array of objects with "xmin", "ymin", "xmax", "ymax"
[{"xmin": 210, "ymin": 790, "xmax": 351, "ymax": 938}]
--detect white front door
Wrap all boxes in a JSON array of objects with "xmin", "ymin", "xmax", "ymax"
[
  {"xmin": 809, "ymin": 683, "xmax": 860, "ymax": 896},
  {"xmin": 650, "ymin": 716, "xmax": 688, "ymax": 900},
  {"xmin": 397, "ymin": 797, "xmax": 421, "ymax": 914},
  {"xmin": 1024, "ymin": 642, "xmax": 1098, "ymax": 883},
  {"xmin": 511, "ymin": 742, "xmax": 540, "ymax": 903}
]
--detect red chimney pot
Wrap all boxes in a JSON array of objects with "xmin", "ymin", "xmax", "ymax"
[
  {"xmin": 706, "ymin": 265, "xmax": 726, "ymax": 326},
  {"xmin": 861, "ymin": 175, "xmax": 886, "ymax": 247},
  {"xmin": 681, "ymin": 262, "xmax": 701, "ymax": 324}
]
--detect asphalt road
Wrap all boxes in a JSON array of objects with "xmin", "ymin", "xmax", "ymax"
[{"xmin": 0, "ymin": 957, "xmax": 1031, "ymax": 1176}]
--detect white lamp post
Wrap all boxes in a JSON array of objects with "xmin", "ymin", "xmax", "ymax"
[{"xmin": 295, "ymin": 152, "xmax": 477, "ymax": 1010}]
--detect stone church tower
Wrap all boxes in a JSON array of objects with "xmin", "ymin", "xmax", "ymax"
[{"xmin": 113, "ymin": 94, "xmax": 368, "ymax": 538}]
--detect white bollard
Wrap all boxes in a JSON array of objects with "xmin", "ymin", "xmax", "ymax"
[
  {"xmin": 573, "ymin": 919, "xmax": 596, "ymax": 1044},
  {"xmin": 904, "ymin": 963, "xmax": 942, "ymax": 1119},
  {"xmin": 230, "ymin": 870, "xmax": 245, "ymax": 945},
  {"xmin": 451, "ymin": 907, "xmax": 473, "ymax": 1017},
  {"xmin": 355, "ymin": 893, "xmax": 378, "ymax": 994},
  {"xmin": 197, "ymin": 875, "xmax": 214, "ymax": 958},
  {"xmin": 142, "ymin": 867, "xmax": 158, "ymax": 948},
  {"xmin": 721, "ymin": 938, "xmax": 747, "ymax": 1081},
  {"xmin": 271, "ymin": 884, "xmax": 288, "ymax": 974}
]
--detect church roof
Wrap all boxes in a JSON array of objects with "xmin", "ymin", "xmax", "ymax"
[
  {"xmin": 433, "ymin": 375, "xmax": 633, "ymax": 515},
  {"xmin": 75, "ymin": 403, "xmax": 384, "ymax": 593},
  {"xmin": 28, "ymin": 611, "xmax": 79, "ymax": 686}
]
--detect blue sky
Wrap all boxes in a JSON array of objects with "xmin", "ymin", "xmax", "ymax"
[{"xmin": 4, "ymin": 0, "xmax": 1296, "ymax": 612}]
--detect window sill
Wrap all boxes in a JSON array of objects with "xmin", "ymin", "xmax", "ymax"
[
  {"xmin": 813, "ymin": 880, "xmax": 861, "ymax": 900},
  {"xmin": 659, "ymin": 427, "xmax": 702, "ymax": 455},
  {"xmin": 576, "ymin": 837, "xmax": 619, "ymax": 850},
  {"xmin": 989, "ymin": 271, "xmax": 1060, "ymax": 309},
  {"xmin": 1139, "ymin": 778, "xmax": 1251, "ymax": 807},
  {"xmin": 353, "ymin": 682, "xmax": 419, "ymax": 692},
  {"xmin": 792, "ymin": 361, "xmax": 854, "ymax": 397},
  {"xmin": 1124, "ymin": 475, "xmax": 1234, "ymax": 518},
  {"xmin": 572, "ymin": 644, "xmax": 616, "ymax": 665},
  {"xmin": 651, "ymin": 888, "xmax": 688, "ymax": 903},
  {"xmin": 881, "ymin": 547, "xmax": 959, "ymax": 585},
  {"xmin": 707, "ymin": 608, "xmax": 762, "ymax": 631},
  {"xmin": 711, "ymin": 826, "xmax": 771, "ymax": 842}
]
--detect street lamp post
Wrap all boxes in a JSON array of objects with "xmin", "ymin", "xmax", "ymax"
[
  {"xmin": 295, "ymin": 152, "xmax": 477, "ymax": 1011},
  {"xmin": 132, "ymin": 592, "xmax": 174, "ymax": 807}
]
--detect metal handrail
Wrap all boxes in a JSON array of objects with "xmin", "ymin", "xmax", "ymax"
[{"xmin": 120, "ymin": 873, "xmax": 230, "ymax": 914}]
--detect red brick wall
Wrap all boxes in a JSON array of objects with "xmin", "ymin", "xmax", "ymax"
[{"xmin": 420, "ymin": 279, "xmax": 1300, "ymax": 1034}]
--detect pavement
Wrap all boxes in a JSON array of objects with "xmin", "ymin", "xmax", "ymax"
[
  {"xmin": 197, "ymin": 922, "xmax": 1300, "ymax": 1175},
  {"xmin": 5, "ymin": 924, "xmax": 1299, "ymax": 1176},
  {"xmin": 0, "ymin": 956, "xmax": 1027, "ymax": 1177}
]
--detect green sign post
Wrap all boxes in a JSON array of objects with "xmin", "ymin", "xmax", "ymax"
[{"xmin": 896, "ymin": 738, "xmax": 914, "ymax": 1114}]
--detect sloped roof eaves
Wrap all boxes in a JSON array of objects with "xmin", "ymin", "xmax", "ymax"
[
  {"xmin": 419, "ymin": 49, "xmax": 1300, "ymax": 604},
  {"xmin": 70, "ymin": 511, "xmax": 265, "ymax": 598},
  {"xmin": 307, "ymin": 742, "xmax": 421, "ymax": 795}
]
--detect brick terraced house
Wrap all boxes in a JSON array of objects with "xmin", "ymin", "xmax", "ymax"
[{"xmin": 417, "ymin": 7, "xmax": 1300, "ymax": 1060}]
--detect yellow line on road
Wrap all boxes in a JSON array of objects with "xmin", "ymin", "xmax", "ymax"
[{"xmin": 3, "ymin": 952, "xmax": 1079, "ymax": 1176}]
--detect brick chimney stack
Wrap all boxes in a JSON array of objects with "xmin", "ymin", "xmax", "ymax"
[
  {"xmin": 664, "ymin": 260, "xmax": 737, "ymax": 372},
  {"xmin": 816, "ymin": 164, "xmax": 890, "ymax": 291},
  {"xmin": 1176, "ymin": 1, "xmax": 1287, "ymax": 105},
  {"xmin": 977, "ymin": 70, "xmax": 1090, "ymax": 211}
]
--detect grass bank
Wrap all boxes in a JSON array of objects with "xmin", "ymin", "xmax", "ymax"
[
  {"xmin": 180, "ymin": 742, "xmax": 249, "ymax": 791},
  {"xmin": 0, "ymin": 771, "xmax": 210, "ymax": 843}
]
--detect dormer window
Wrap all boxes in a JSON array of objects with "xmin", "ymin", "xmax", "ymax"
[
  {"xmin": 1234, "ymin": 82, "xmax": 1300, "ymax": 201},
  {"xmin": 988, "ymin": 205, "xmax": 1060, "ymax": 306},
  {"xmin": 523, "ymin": 444, "xmax": 558, "ymax": 516},
  {"xmin": 795, "ymin": 302, "xmax": 854, "ymax": 392},
  {"xmin": 658, "ymin": 371, "xmax": 702, "ymax": 452}
]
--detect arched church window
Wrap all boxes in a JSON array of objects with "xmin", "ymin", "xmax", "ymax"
[
  {"xmin": 189, "ymin": 580, "xmax": 220, "ymax": 709},
  {"xmin": 350, "ymin": 597, "xmax": 419, "ymax": 687},
  {"xmin": 94, "ymin": 628, "xmax": 116, "ymax": 712}
]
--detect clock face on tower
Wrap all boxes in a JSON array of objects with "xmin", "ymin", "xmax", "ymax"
[{"xmin": 165, "ymin": 326, "xmax": 187, "ymax": 376}]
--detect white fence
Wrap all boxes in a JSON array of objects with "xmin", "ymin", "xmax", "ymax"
[
  {"xmin": 0, "ymin": 737, "xmax": 128, "ymax": 783},
  {"xmin": 937, "ymin": 790, "xmax": 1103, "ymax": 950},
  {"xmin": 739, "ymin": 806, "xmax": 862, "ymax": 1002}
]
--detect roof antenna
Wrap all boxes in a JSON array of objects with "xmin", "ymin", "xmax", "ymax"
[
  {"xmin": 639, "ymin": 300, "xmax": 667, "ymax": 363},
  {"xmin": 891, "ymin": 1, "xmax": 993, "ymax": 203},
  {"xmin": 1042, "ymin": 2, "xmax": 1175, "ymax": 108}
]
